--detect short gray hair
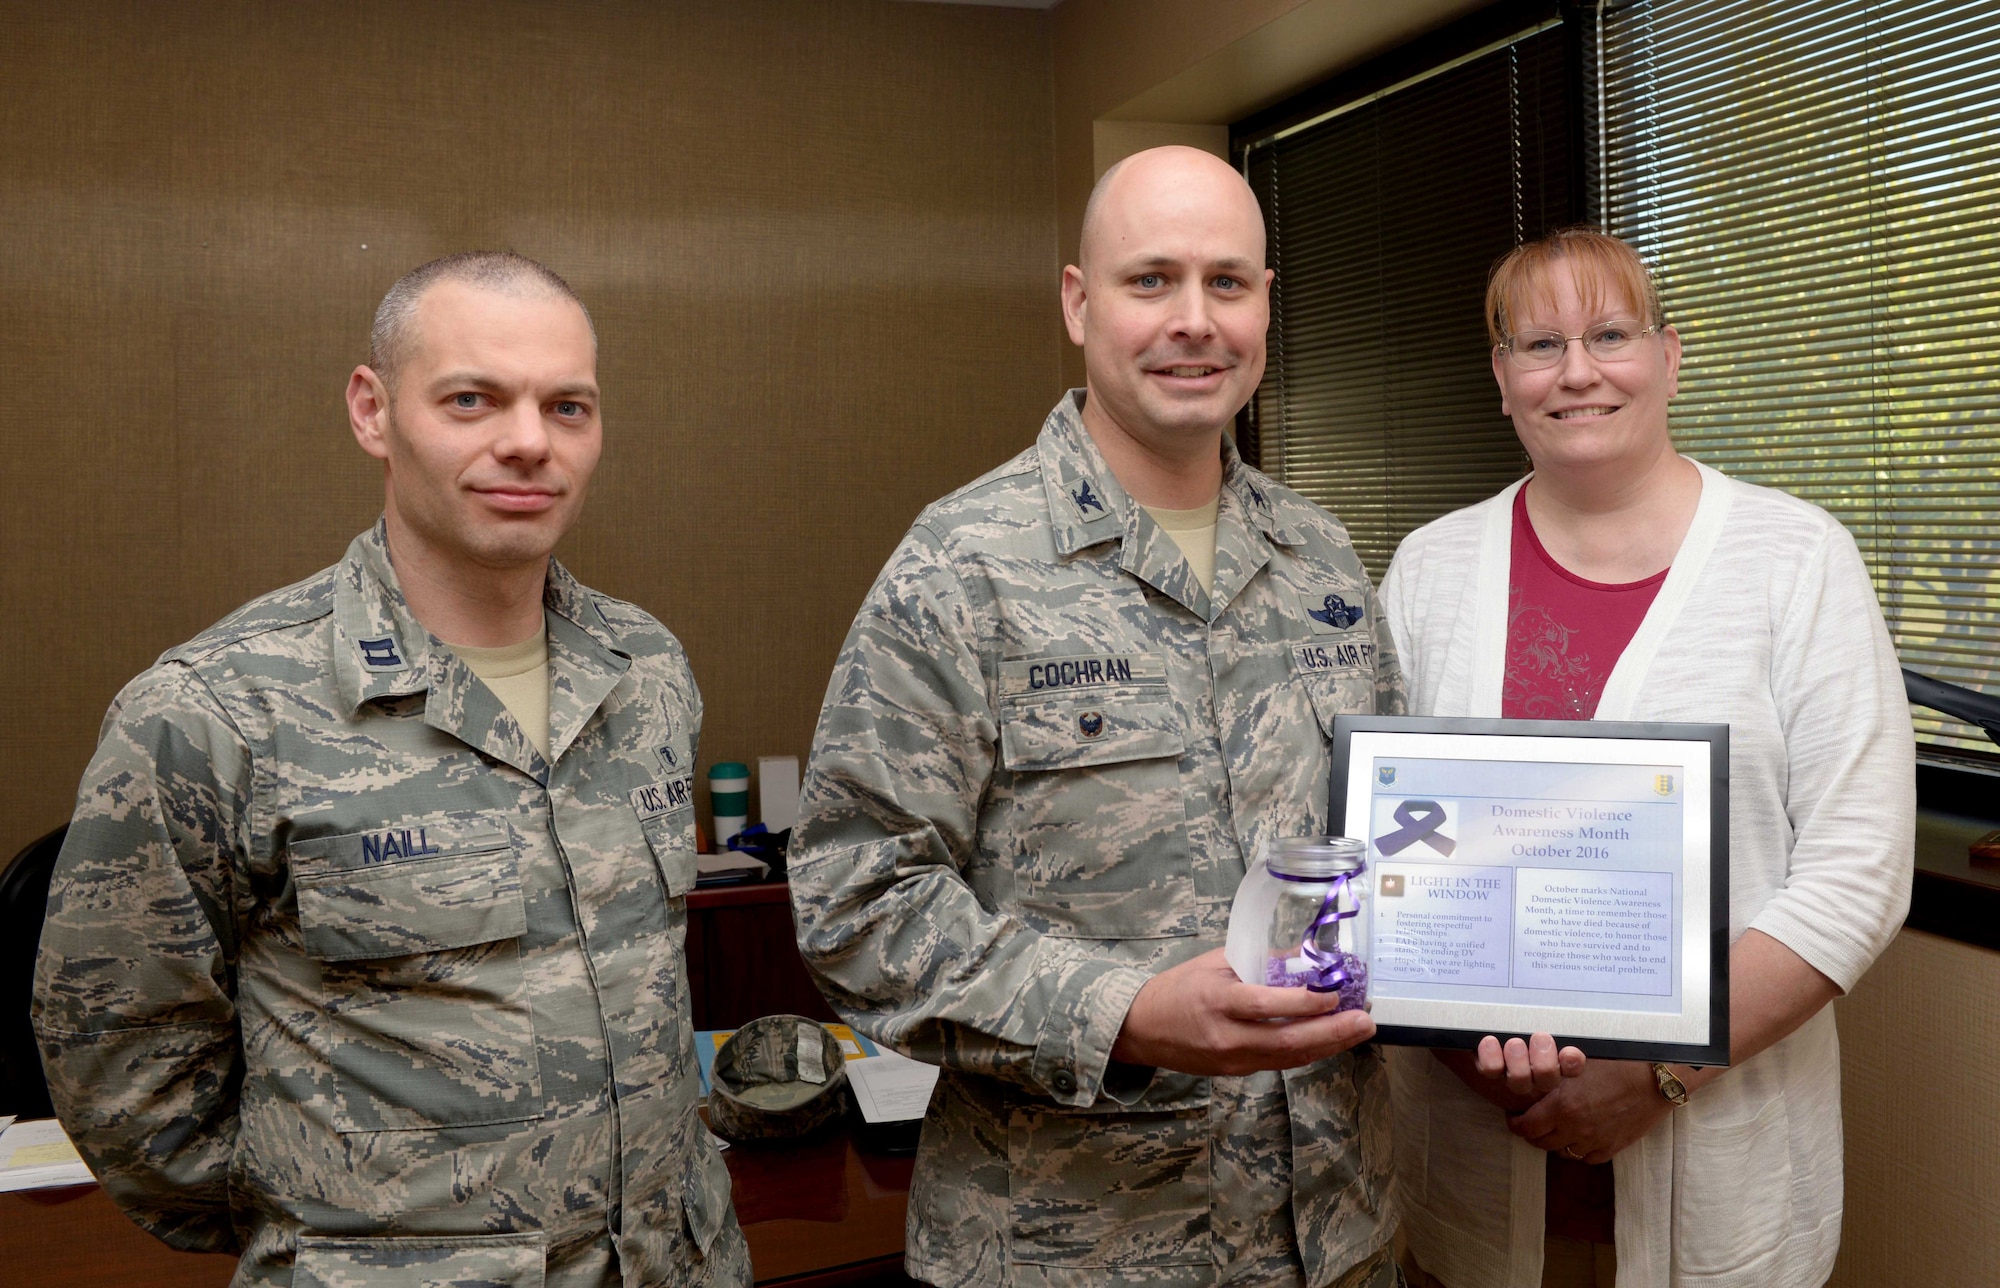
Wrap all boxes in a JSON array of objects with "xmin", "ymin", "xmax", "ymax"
[{"xmin": 368, "ymin": 251, "xmax": 594, "ymax": 389}]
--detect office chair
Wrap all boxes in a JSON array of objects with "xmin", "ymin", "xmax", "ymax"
[
  {"xmin": 0, "ymin": 824, "xmax": 66, "ymax": 1119},
  {"xmin": 1903, "ymin": 669, "xmax": 2000, "ymax": 748}
]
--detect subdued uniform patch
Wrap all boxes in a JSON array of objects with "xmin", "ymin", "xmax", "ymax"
[
  {"xmin": 790, "ymin": 391, "xmax": 1405, "ymax": 1287},
  {"xmin": 33, "ymin": 521, "xmax": 748, "ymax": 1288}
]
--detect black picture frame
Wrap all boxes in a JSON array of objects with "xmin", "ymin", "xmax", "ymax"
[{"xmin": 1331, "ymin": 714, "xmax": 1731, "ymax": 1067}]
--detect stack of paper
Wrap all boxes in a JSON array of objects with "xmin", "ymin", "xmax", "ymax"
[
  {"xmin": 0, "ymin": 1118, "xmax": 94, "ymax": 1192},
  {"xmin": 846, "ymin": 1050, "xmax": 940, "ymax": 1125}
]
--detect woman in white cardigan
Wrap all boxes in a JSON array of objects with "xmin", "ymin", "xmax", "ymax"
[{"xmin": 1381, "ymin": 229, "xmax": 1914, "ymax": 1288}]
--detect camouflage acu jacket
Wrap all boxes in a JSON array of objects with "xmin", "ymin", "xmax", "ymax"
[
  {"xmin": 34, "ymin": 523, "xmax": 748, "ymax": 1288},
  {"xmin": 791, "ymin": 393, "xmax": 1405, "ymax": 1287}
]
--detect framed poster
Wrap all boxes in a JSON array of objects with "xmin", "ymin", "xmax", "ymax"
[{"xmin": 1331, "ymin": 715, "xmax": 1730, "ymax": 1065}]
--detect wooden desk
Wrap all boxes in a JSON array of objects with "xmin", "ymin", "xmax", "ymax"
[
  {"xmin": 0, "ymin": 1186, "xmax": 235, "ymax": 1287},
  {"xmin": 2, "ymin": 1127, "xmax": 913, "ymax": 1288},
  {"xmin": 725, "ymin": 1128, "xmax": 916, "ymax": 1286}
]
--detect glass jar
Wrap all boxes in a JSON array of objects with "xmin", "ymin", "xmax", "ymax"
[{"xmin": 1224, "ymin": 836, "xmax": 1370, "ymax": 1011}]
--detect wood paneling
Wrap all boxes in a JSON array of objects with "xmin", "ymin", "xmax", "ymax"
[{"xmin": 0, "ymin": 0, "xmax": 1062, "ymax": 849}]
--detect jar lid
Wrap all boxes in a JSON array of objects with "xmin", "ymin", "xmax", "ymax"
[{"xmin": 1266, "ymin": 835, "xmax": 1366, "ymax": 878}]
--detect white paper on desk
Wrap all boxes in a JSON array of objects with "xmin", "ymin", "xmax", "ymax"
[
  {"xmin": 847, "ymin": 1051, "xmax": 940, "ymax": 1124},
  {"xmin": 0, "ymin": 1118, "xmax": 94, "ymax": 1192}
]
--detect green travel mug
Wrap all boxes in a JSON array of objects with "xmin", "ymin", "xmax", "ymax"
[{"xmin": 709, "ymin": 761, "xmax": 750, "ymax": 847}]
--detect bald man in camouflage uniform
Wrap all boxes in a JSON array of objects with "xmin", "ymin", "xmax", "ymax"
[
  {"xmin": 791, "ymin": 148, "xmax": 1404, "ymax": 1287},
  {"xmin": 34, "ymin": 253, "xmax": 749, "ymax": 1287}
]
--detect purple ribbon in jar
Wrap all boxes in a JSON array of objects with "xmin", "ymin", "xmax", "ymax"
[{"xmin": 1268, "ymin": 863, "xmax": 1368, "ymax": 1006}]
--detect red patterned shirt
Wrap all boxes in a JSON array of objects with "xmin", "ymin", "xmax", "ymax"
[
  {"xmin": 1502, "ymin": 484, "xmax": 1667, "ymax": 722},
  {"xmin": 1505, "ymin": 481, "xmax": 1671, "ymax": 1240}
]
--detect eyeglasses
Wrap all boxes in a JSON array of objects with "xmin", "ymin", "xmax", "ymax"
[{"xmin": 1500, "ymin": 320, "xmax": 1660, "ymax": 370}]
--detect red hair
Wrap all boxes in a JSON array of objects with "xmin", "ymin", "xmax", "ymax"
[{"xmin": 1485, "ymin": 227, "xmax": 1663, "ymax": 346}]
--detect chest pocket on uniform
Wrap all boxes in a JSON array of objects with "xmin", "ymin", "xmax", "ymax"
[
  {"xmin": 289, "ymin": 820, "xmax": 542, "ymax": 1133},
  {"xmin": 999, "ymin": 689, "xmax": 1196, "ymax": 940},
  {"xmin": 631, "ymin": 777, "xmax": 698, "ymax": 899},
  {"xmin": 1290, "ymin": 638, "xmax": 1378, "ymax": 738}
]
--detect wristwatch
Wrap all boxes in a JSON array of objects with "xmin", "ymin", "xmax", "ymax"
[{"xmin": 1651, "ymin": 1062, "xmax": 1690, "ymax": 1106}]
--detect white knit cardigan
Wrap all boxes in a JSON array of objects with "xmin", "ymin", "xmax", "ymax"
[{"xmin": 1378, "ymin": 461, "xmax": 1914, "ymax": 1288}]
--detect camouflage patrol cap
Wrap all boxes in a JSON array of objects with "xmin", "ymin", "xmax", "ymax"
[{"xmin": 707, "ymin": 1015, "xmax": 849, "ymax": 1143}]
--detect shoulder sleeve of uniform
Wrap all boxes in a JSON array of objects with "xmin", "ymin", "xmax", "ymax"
[
  {"xmin": 1249, "ymin": 474, "xmax": 1347, "ymax": 544},
  {"xmin": 804, "ymin": 521, "xmax": 992, "ymax": 831},
  {"xmin": 1257, "ymin": 479, "xmax": 1403, "ymax": 715},
  {"xmin": 33, "ymin": 661, "xmax": 247, "ymax": 1253},
  {"xmin": 790, "ymin": 522, "xmax": 1151, "ymax": 1108},
  {"xmin": 585, "ymin": 588, "xmax": 661, "ymax": 637},
  {"xmin": 55, "ymin": 663, "xmax": 252, "ymax": 986},
  {"xmin": 1367, "ymin": 576, "xmax": 1406, "ymax": 717},
  {"xmin": 584, "ymin": 592, "xmax": 705, "ymax": 755},
  {"xmin": 162, "ymin": 567, "xmax": 336, "ymax": 665}
]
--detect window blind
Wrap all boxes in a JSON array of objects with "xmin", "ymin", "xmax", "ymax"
[
  {"xmin": 1239, "ymin": 20, "xmax": 1573, "ymax": 580},
  {"xmin": 1596, "ymin": 0, "xmax": 2000, "ymax": 761}
]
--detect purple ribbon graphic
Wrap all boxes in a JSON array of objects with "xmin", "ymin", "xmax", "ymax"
[
  {"xmin": 1266, "ymin": 866, "xmax": 1369, "ymax": 1010},
  {"xmin": 1374, "ymin": 799, "xmax": 1455, "ymax": 857}
]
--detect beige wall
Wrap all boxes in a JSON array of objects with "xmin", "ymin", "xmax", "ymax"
[
  {"xmin": 0, "ymin": 0, "xmax": 1517, "ymax": 848},
  {"xmin": 1092, "ymin": 121, "xmax": 1230, "ymax": 180},
  {"xmin": 1829, "ymin": 928, "xmax": 2000, "ymax": 1286},
  {"xmin": 0, "ymin": 0, "xmax": 1062, "ymax": 848}
]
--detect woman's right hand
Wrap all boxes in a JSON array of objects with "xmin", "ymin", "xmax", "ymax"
[
  {"xmin": 1478, "ymin": 1032, "xmax": 1586, "ymax": 1098},
  {"xmin": 1432, "ymin": 1033, "xmax": 1585, "ymax": 1113}
]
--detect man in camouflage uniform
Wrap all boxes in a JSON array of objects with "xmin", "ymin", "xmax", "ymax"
[
  {"xmin": 34, "ymin": 253, "xmax": 749, "ymax": 1287},
  {"xmin": 790, "ymin": 147, "xmax": 1404, "ymax": 1287}
]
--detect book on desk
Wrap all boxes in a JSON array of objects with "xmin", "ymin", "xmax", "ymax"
[{"xmin": 0, "ymin": 1117, "xmax": 94, "ymax": 1192}]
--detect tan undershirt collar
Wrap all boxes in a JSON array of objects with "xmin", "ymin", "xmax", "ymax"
[
  {"xmin": 451, "ymin": 630, "xmax": 552, "ymax": 761},
  {"xmin": 1143, "ymin": 495, "xmax": 1221, "ymax": 595}
]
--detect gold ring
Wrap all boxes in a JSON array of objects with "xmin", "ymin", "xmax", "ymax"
[{"xmin": 1562, "ymin": 1145, "xmax": 1584, "ymax": 1160}]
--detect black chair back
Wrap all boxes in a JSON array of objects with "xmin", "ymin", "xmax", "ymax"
[
  {"xmin": 1903, "ymin": 669, "xmax": 2000, "ymax": 747},
  {"xmin": 0, "ymin": 824, "xmax": 67, "ymax": 1119}
]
